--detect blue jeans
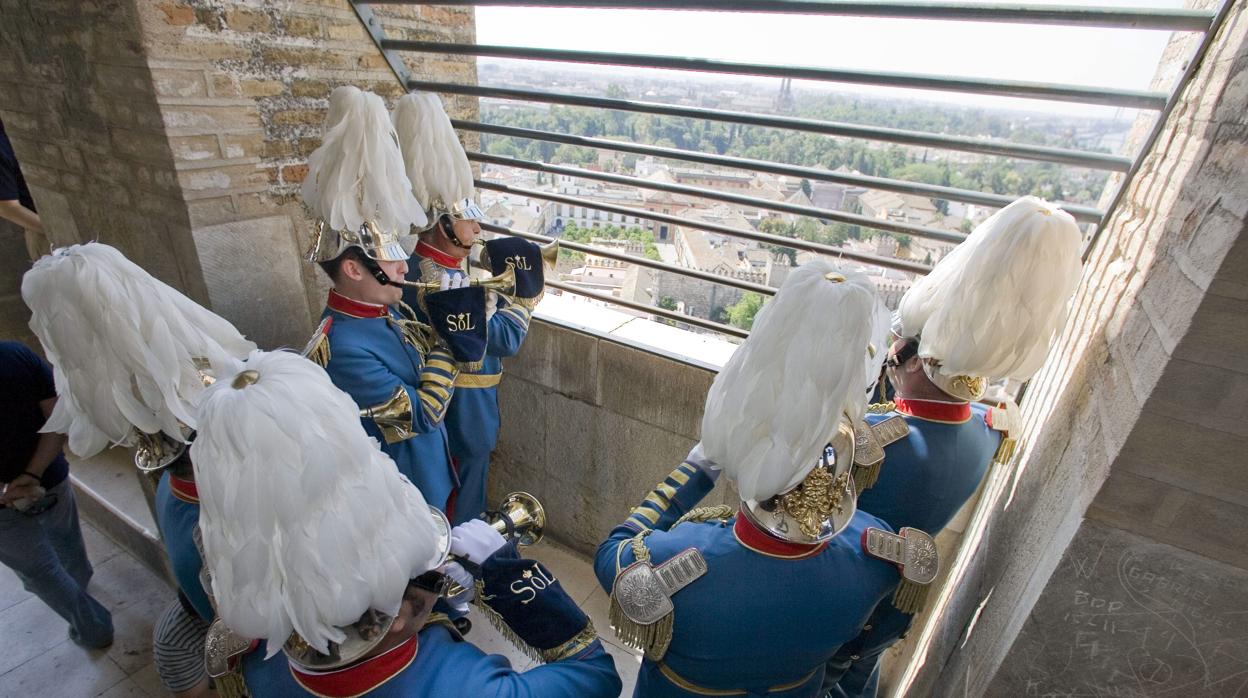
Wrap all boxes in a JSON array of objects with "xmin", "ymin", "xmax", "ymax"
[{"xmin": 0, "ymin": 478, "xmax": 113, "ymax": 647}]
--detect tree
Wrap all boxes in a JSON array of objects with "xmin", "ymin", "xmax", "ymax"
[
  {"xmin": 727, "ymin": 292, "xmax": 766, "ymax": 330},
  {"xmin": 800, "ymin": 178, "xmax": 813, "ymax": 199}
]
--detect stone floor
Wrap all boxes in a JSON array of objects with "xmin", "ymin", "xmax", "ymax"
[{"xmin": 0, "ymin": 520, "xmax": 641, "ymax": 697}]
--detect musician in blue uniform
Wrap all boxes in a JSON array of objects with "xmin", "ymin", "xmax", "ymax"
[
  {"xmin": 394, "ymin": 92, "xmax": 532, "ymax": 524},
  {"xmin": 825, "ymin": 197, "xmax": 1084, "ymax": 698},
  {"xmin": 301, "ymin": 87, "xmax": 461, "ymax": 511},
  {"xmin": 22, "ymin": 242, "xmax": 262, "ymax": 697},
  {"xmin": 190, "ymin": 350, "xmax": 621, "ymax": 698},
  {"xmin": 596, "ymin": 262, "xmax": 937, "ymax": 698}
]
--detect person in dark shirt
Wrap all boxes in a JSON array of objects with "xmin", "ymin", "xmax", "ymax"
[
  {"xmin": 0, "ymin": 341, "xmax": 113, "ymax": 648},
  {"xmin": 0, "ymin": 118, "xmax": 45, "ymax": 262}
]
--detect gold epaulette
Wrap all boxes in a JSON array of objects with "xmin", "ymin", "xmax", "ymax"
[
  {"xmin": 300, "ymin": 317, "xmax": 333, "ymax": 367},
  {"xmin": 987, "ymin": 399, "xmax": 1022, "ymax": 466}
]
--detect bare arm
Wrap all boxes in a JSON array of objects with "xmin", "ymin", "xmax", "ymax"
[
  {"xmin": 2, "ymin": 397, "xmax": 64, "ymax": 504},
  {"xmin": 0, "ymin": 199, "xmax": 41, "ymax": 232}
]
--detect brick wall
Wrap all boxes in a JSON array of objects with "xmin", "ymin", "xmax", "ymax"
[
  {"xmin": 0, "ymin": 0, "xmax": 477, "ymax": 348},
  {"xmin": 903, "ymin": 2, "xmax": 1248, "ymax": 694}
]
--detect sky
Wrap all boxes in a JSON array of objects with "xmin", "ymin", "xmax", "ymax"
[{"xmin": 475, "ymin": 0, "xmax": 1194, "ymax": 117}]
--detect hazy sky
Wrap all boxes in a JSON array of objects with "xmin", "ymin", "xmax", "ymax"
[{"xmin": 476, "ymin": 0, "xmax": 1191, "ymax": 116}]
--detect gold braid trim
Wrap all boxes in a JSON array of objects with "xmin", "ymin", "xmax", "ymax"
[
  {"xmin": 892, "ymin": 579, "xmax": 931, "ymax": 615},
  {"xmin": 671, "ymin": 505, "xmax": 734, "ymax": 529},
  {"xmin": 213, "ymin": 670, "xmax": 251, "ymax": 698},
  {"xmin": 541, "ymin": 621, "xmax": 598, "ymax": 663},
  {"xmin": 867, "ymin": 401, "xmax": 896, "ymax": 414},
  {"xmin": 629, "ymin": 529, "xmax": 654, "ymax": 564}
]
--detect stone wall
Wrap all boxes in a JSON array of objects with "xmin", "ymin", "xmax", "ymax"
[
  {"xmin": 0, "ymin": 0, "xmax": 476, "ymax": 347},
  {"xmin": 488, "ymin": 318, "xmax": 742, "ymax": 555},
  {"xmin": 902, "ymin": 2, "xmax": 1248, "ymax": 694}
]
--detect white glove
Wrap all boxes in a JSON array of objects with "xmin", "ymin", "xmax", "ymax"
[
  {"xmin": 485, "ymin": 290, "xmax": 499, "ymax": 322},
  {"xmin": 450, "ymin": 519, "xmax": 506, "ymax": 566},
  {"xmin": 452, "ymin": 273, "xmax": 470, "ymax": 290},
  {"xmin": 441, "ymin": 561, "xmax": 476, "ymax": 614},
  {"xmin": 438, "ymin": 272, "xmax": 451, "ymax": 291},
  {"xmin": 685, "ymin": 442, "xmax": 721, "ymax": 482}
]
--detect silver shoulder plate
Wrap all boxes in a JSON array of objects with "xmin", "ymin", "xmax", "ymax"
[
  {"xmin": 204, "ymin": 619, "xmax": 253, "ymax": 678},
  {"xmin": 863, "ymin": 527, "xmax": 939, "ymax": 586},
  {"xmin": 853, "ymin": 415, "xmax": 909, "ymax": 468},
  {"xmin": 612, "ymin": 548, "xmax": 707, "ymax": 625}
]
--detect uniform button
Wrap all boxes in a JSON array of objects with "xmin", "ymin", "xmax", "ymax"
[
  {"xmin": 850, "ymin": 654, "xmax": 861, "ymax": 660},
  {"xmin": 863, "ymin": 625, "xmax": 873, "ymax": 631}
]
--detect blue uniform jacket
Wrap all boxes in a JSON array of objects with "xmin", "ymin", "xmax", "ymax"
[
  {"xmin": 595, "ymin": 463, "xmax": 901, "ymax": 697},
  {"xmin": 321, "ymin": 290, "xmax": 458, "ymax": 511},
  {"xmin": 155, "ymin": 471, "xmax": 213, "ymax": 621},
  {"xmin": 855, "ymin": 400, "xmax": 1001, "ymax": 534},
  {"xmin": 825, "ymin": 399, "xmax": 1003, "ymax": 698},
  {"xmin": 403, "ymin": 243, "xmax": 531, "ymax": 521},
  {"xmin": 242, "ymin": 622, "xmax": 620, "ymax": 697}
]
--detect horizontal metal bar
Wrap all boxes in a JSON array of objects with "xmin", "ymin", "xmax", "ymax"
[
  {"xmin": 362, "ymin": 1, "xmax": 1214, "ymax": 31},
  {"xmin": 543, "ymin": 278, "xmax": 751, "ymax": 338},
  {"xmin": 458, "ymin": 119, "xmax": 1104, "ymax": 223},
  {"xmin": 1084, "ymin": 0, "xmax": 1236, "ymax": 261},
  {"xmin": 480, "ymin": 221, "xmax": 778, "ymax": 295},
  {"xmin": 413, "ymin": 81, "xmax": 1133, "ymax": 172},
  {"xmin": 386, "ymin": 40, "xmax": 1167, "ymax": 109},
  {"xmin": 470, "ymin": 150, "xmax": 967, "ymax": 245},
  {"xmin": 477, "ymin": 180, "xmax": 934, "ymax": 274}
]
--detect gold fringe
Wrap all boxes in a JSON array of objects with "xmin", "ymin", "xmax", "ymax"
[
  {"xmin": 672, "ymin": 505, "xmax": 734, "ymax": 529},
  {"xmin": 213, "ymin": 670, "xmax": 250, "ymax": 698},
  {"xmin": 892, "ymin": 579, "xmax": 931, "ymax": 615},
  {"xmin": 853, "ymin": 462, "xmax": 882, "ymax": 493},
  {"xmin": 608, "ymin": 593, "xmax": 674, "ymax": 662},
  {"xmin": 472, "ymin": 579, "xmax": 545, "ymax": 663},
  {"xmin": 993, "ymin": 436, "xmax": 1018, "ymax": 466},
  {"xmin": 511, "ymin": 293, "xmax": 542, "ymax": 311},
  {"xmin": 457, "ymin": 357, "xmax": 486, "ymax": 373},
  {"xmin": 305, "ymin": 335, "xmax": 330, "ymax": 368}
]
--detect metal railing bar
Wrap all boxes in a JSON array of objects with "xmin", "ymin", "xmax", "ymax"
[
  {"xmin": 480, "ymin": 222, "xmax": 779, "ymax": 295},
  {"xmin": 456, "ymin": 119, "xmax": 1105, "ymax": 223},
  {"xmin": 413, "ymin": 80, "xmax": 1133, "ymax": 172},
  {"xmin": 470, "ymin": 151, "xmax": 968, "ymax": 244},
  {"xmin": 477, "ymin": 180, "xmax": 935, "ymax": 274},
  {"xmin": 542, "ymin": 278, "xmax": 751, "ymax": 338},
  {"xmin": 360, "ymin": 1, "xmax": 1214, "ymax": 31},
  {"xmin": 1083, "ymin": 0, "xmax": 1236, "ymax": 261},
  {"xmin": 385, "ymin": 40, "xmax": 1168, "ymax": 109}
]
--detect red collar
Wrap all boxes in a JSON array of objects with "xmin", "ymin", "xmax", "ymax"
[
  {"xmin": 169, "ymin": 475, "xmax": 198, "ymax": 504},
  {"xmin": 733, "ymin": 509, "xmax": 827, "ymax": 560},
  {"xmin": 326, "ymin": 289, "xmax": 390, "ymax": 319},
  {"xmin": 414, "ymin": 241, "xmax": 464, "ymax": 271},
  {"xmin": 894, "ymin": 397, "xmax": 971, "ymax": 424},
  {"xmin": 289, "ymin": 636, "xmax": 418, "ymax": 697}
]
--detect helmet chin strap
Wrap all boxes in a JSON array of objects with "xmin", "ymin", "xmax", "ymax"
[
  {"xmin": 438, "ymin": 217, "xmax": 474, "ymax": 251},
  {"xmin": 357, "ymin": 253, "xmax": 397, "ymax": 287}
]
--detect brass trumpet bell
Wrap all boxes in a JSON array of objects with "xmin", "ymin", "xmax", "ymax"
[
  {"xmin": 539, "ymin": 240, "xmax": 559, "ymax": 270},
  {"xmin": 484, "ymin": 491, "xmax": 546, "ymax": 547},
  {"xmin": 440, "ymin": 492, "xmax": 546, "ymax": 599},
  {"xmin": 359, "ymin": 386, "xmax": 415, "ymax": 445}
]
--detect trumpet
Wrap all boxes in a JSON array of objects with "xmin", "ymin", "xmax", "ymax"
[
  {"xmin": 389, "ymin": 266, "xmax": 516, "ymax": 294},
  {"xmin": 441, "ymin": 492, "xmax": 547, "ymax": 598}
]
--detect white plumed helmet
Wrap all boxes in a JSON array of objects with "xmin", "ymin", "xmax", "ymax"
[{"xmin": 392, "ymin": 91, "xmax": 483, "ymax": 231}]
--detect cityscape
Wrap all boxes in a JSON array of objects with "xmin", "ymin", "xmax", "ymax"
[{"xmin": 474, "ymin": 62, "xmax": 1136, "ymax": 336}]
